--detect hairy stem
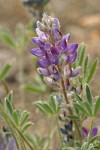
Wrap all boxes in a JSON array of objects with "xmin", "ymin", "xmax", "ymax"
[
  {"xmin": 88, "ymin": 118, "xmax": 94, "ymax": 143},
  {"xmin": 58, "ymin": 65, "xmax": 82, "ymax": 142}
]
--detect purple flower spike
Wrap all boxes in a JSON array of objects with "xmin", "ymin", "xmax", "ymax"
[
  {"xmin": 67, "ymin": 43, "xmax": 78, "ymax": 54},
  {"xmin": 31, "ymin": 48, "xmax": 44, "ymax": 57},
  {"xmin": 82, "ymin": 127, "xmax": 88, "ymax": 137},
  {"xmin": 37, "ymin": 68, "xmax": 51, "ymax": 76},
  {"xmin": 31, "ymin": 14, "xmax": 79, "ymax": 86},
  {"xmin": 92, "ymin": 127, "xmax": 98, "ymax": 137}
]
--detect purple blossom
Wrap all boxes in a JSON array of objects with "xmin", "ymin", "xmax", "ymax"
[
  {"xmin": 31, "ymin": 13, "xmax": 79, "ymax": 86},
  {"xmin": 82, "ymin": 127, "xmax": 98, "ymax": 138}
]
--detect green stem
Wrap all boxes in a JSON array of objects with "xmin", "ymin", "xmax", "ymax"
[
  {"xmin": 18, "ymin": 52, "xmax": 25, "ymax": 108},
  {"xmin": 56, "ymin": 115, "xmax": 63, "ymax": 148},
  {"xmin": 58, "ymin": 65, "xmax": 82, "ymax": 142},
  {"xmin": 8, "ymin": 123, "xmax": 20, "ymax": 149},
  {"xmin": 88, "ymin": 118, "xmax": 94, "ymax": 143}
]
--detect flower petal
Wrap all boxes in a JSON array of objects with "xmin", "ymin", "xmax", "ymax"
[
  {"xmin": 8, "ymin": 138, "xmax": 15, "ymax": 150},
  {"xmin": 44, "ymin": 77, "xmax": 57, "ymax": 86},
  {"xmin": 53, "ymin": 28, "xmax": 62, "ymax": 41},
  {"xmin": 68, "ymin": 51, "xmax": 77, "ymax": 63},
  {"xmin": 60, "ymin": 38, "xmax": 67, "ymax": 51},
  {"xmin": 82, "ymin": 127, "xmax": 88, "ymax": 137},
  {"xmin": 51, "ymin": 56, "xmax": 59, "ymax": 65},
  {"xmin": 52, "ymin": 18, "xmax": 60, "ymax": 29},
  {"xmin": 67, "ymin": 43, "xmax": 78, "ymax": 54},
  {"xmin": 32, "ymin": 37, "xmax": 39, "ymax": 45},
  {"xmin": 92, "ymin": 127, "xmax": 98, "ymax": 137},
  {"xmin": 31, "ymin": 48, "xmax": 44, "ymax": 57},
  {"xmin": 53, "ymin": 72, "xmax": 61, "ymax": 81},
  {"xmin": 64, "ymin": 33, "xmax": 71, "ymax": 42},
  {"xmin": 37, "ymin": 57, "xmax": 50, "ymax": 68},
  {"xmin": 50, "ymin": 46, "xmax": 59, "ymax": 55},
  {"xmin": 37, "ymin": 68, "xmax": 51, "ymax": 76},
  {"xmin": 32, "ymin": 37, "xmax": 45, "ymax": 48},
  {"xmin": 69, "ymin": 67, "xmax": 81, "ymax": 77},
  {"xmin": 60, "ymin": 127, "xmax": 67, "ymax": 134}
]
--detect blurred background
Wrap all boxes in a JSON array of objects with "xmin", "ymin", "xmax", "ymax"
[{"xmin": 0, "ymin": 0, "xmax": 100, "ymax": 147}]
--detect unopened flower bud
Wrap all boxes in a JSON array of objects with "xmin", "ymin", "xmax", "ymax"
[
  {"xmin": 69, "ymin": 66, "xmax": 81, "ymax": 77},
  {"xmin": 37, "ymin": 21, "xmax": 47, "ymax": 32},
  {"xmin": 44, "ymin": 77, "xmax": 59, "ymax": 87},
  {"xmin": 42, "ymin": 13, "xmax": 52, "ymax": 31},
  {"xmin": 52, "ymin": 18, "xmax": 60, "ymax": 29}
]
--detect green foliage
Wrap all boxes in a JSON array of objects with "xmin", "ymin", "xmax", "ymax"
[
  {"xmin": 22, "ymin": 74, "xmax": 47, "ymax": 94},
  {"xmin": 73, "ymin": 84, "xmax": 100, "ymax": 118},
  {"xmin": 73, "ymin": 43, "xmax": 98, "ymax": 88},
  {"xmin": 86, "ymin": 58, "xmax": 98, "ymax": 84},
  {"xmin": 4, "ymin": 91, "xmax": 33, "ymax": 133},
  {"xmin": 0, "ymin": 91, "xmax": 34, "ymax": 150},
  {"xmin": 36, "ymin": 95, "xmax": 60, "ymax": 116},
  {"xmin": 86, "ymin": 84, "xmax": 93, "ymax": 106},
  {"xmin": 94, "ymin": 96, "xmax": 100, "ymax": 116},
  {"xmin": 77, "ymin": 43, "xmax": 86, "ymax": 66},
  {"xmin": 0, "ymin": 24, "xmax": 29, "ymax": 54},
  {"xmin": 0, "ymin": 27, "xmax": 16, "ymax": 49},
  {"xmin": 0, "ymin": 63, "xmax": 12, "ymax": 80}
]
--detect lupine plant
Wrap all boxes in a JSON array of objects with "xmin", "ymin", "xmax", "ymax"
[
  {"xmin": 30, "ymin": 13, "xmax": 100, "ymax": 149},
  {"xmin": 0, "ymin": 13, "xmax": 100, "ymax": 150}
]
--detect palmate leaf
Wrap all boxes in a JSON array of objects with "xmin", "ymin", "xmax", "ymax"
[
  {"xmin": 74, "ymin": 93, "xmax": 83, "ymax": 102},
  {"xmin": 83, "ymin": 101, "xmax": 93, "ymax": 116},
  {"xmin": 36, "ymin": 96, "xmax": 60, "ymax": 116},
  {"xmin": 36, "ymin": 100, "xmax": 54, "ymax": 116},
  {"xmin": 0, "ymin": 63, "xmax": 12, "ymax": 80},
  {"xmin": 49, "ymin": 96, "xmax": 60, "ymax": 113},
  {"xmin": 73, "ymin": 100, "xmax": 93, "ymax": 117},
  {"xmin": 73, "ymin": 103, "xmax": 89, "ymax": 116},
  {"xmin": 86, "ymin": 58, "xmax": 98, "ymax": 84},
  {"xmin": 68, "ymin": 114, "xmax": 80, "ymax": 120}
]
